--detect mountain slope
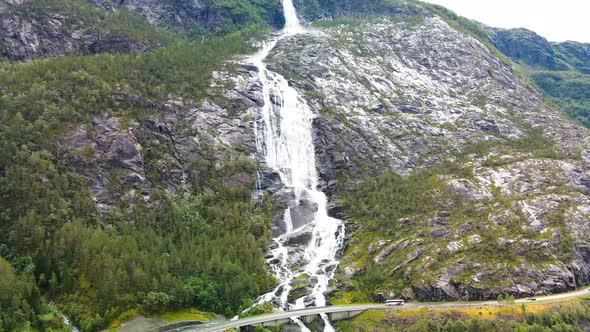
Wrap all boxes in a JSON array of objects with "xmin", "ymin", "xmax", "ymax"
[
  {"xmin": 263, "ymin": 10, "xmax": 590, "ymax": 302},
  {"xmin": 486, "ymin": 27, "xmax": 590, "ymax": 128}
]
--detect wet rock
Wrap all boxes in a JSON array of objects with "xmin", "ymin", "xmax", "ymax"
[
  {"xmin": 391, "ymin": 248, "xmax": 426, "ymax": 274},
  {"xmin": 446, "ymin": 241, "xmax": 463, "ymax": 252},
  {"xmin": 341, "ymin": 263, "xmax": 359, "ymax": 281},
  {"xmin": 256, "ymin": 167, "xmax": 282, "ymax": 192},
  {"xmin": 323, "ymin": 287, "xmax": 336, "ymax": 303},
  {"xmin": 272, "ymin": 188, "xmax": 297, "ymax": 210},
  {"xmin": 326, "ymin": 201, "xmax": 345, "ymax": 219},
  {"xmin": 437, "ymin": 211, "xmax": 451, "ymax": 218},
  {"xmin": 283, "ymin": 224, "xmax": 314, "ymax": 246},
  {"xmin": 325, "ymin": 262, "xmax": 338, "ymax": 275},
  {"xmin": 374, "ymin": 239, "xmax": 409, "ymax": 264},
  {"xmin": 289, "ymin": 197, "xmax": 319, "ymax": 230},
  {"xmin": 430, "ymin": 228, "xmax": 451, "ymax": 239},
  {"xmin": 302, "ymin": 295, "xmax": 315, "ymax": 307},
  {"xmin": 309, "ymin": 276, "xmax": 319, "ymax": 286},
  {"xmin": 287, "ymin": 275, "xmax": 314, "ymax": 303},
  {"xmin": 370, "ymin": 292, "xmax": 386, "ymax": 303}
]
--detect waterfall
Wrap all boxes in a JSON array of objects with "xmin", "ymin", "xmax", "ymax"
[{"xmin": 249, "ymin": 0, "xmax": 345, "ymax": 331}]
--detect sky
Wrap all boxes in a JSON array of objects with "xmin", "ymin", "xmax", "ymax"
[{"xmin": 422, "ymin": 0, "xmax": 590, "ymax": 43}]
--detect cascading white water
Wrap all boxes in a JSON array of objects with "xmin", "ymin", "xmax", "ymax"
[{"xmin": 250, "ymin": 0, "xmax": 345, "ymax": 331}]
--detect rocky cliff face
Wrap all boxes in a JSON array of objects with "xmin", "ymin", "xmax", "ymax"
[
  {"xmin": 0, "ymin": 0, "xmax": 284, "ymax": 60},
  {"xmin": 88, "ymin": 0, "xmax": 284, "ymax": 33},
  {"xmin": 56, "ymin": 66, "xmax": 261, "ymax": 214},
  {"xmin": 292, "ymin": 0, "xmax": 423, "ymax": 22},
  {"xmin": 486, "ymin": 27, "xmax": 566, "ymax": 70},
  {"xmin": 260, "ymin": 15, "xmax": 590, "ymax": 301},
  {"xmin": 0, "ymin": 0, "xmax": 159, "ymax": 60},
  {"xmin": 1, "ymin": 0, "xmax": 96, "ymax": 60},
  {"xmin": 486, "ymin": 26, "xmax": 590, "ymax": 73}
]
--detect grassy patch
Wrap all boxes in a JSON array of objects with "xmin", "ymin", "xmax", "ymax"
[
  {"xmin": 108, "ymin": 309, "xmax": 141, "ymax": 329},
  {"xmin": 239, "ymin": 302, "xmax": 274, "ymax": 319},
  {"xmin": 158, "ymin": 309, "xmax": 215, "ymax": 323},
  {"xmin": 312, "ymin": 18, "xmax": 367, "ymax": 28},
  {"xmin": 336, "ymin": 310, "xmax": 389, "ymax": 331},
  {"xmin": 337, "ymin": 298, "xmax": 590, "ymax": 331}
]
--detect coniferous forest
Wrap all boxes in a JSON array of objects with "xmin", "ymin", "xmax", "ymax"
[{"xmin": 0, "ymin": 0, "xmax": 282, "ymax": 330}]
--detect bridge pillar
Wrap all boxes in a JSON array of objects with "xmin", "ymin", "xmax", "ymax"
[
  {"xmin": 328, "ymin": 310, "xmax": 366, "ymax": 321},
  {"xmin": 261, "ymin": 318, "xmax": 290, "ymax": 327}
]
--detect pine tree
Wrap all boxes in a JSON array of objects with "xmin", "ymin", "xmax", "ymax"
[{"xmin": 48, "ymin": 272, "xmax": 58, "ymax": 299}]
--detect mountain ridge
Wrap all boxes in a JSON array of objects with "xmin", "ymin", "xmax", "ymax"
[{"xmin": 483, "ymin": 25, "xmax": 590, "ymax": 128}]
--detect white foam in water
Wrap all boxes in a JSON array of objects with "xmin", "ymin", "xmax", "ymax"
[{"xmin": 249, "ymin": 0, "xmax": 345, "ymax": 330}]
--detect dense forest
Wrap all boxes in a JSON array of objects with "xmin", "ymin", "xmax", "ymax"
[{"xmin": 0, "ymin": 0, "xmax": 283, "ymax": 330}]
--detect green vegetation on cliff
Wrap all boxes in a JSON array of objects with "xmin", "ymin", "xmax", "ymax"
[
  {"xmin": 487, "ymin": 28, "xmax": 590, "ymax": 128},
  {"xmin": 205, "ymin": 0, "xmax": 285, "ymax": 35},
  {"xmin": 334, "ymin": 129, "xmax": 576, "ymax": 303},
  {"xmin": 531, "ymin": 71, "xmax": 590, "ymax": 128},
  {"xmin": 0, "ymin": 20, "xmax": 274, "ymax": 332}
]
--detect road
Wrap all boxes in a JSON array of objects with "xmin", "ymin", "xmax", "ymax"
[{"xmin": 172, "ymin": 287, "xmax": 590, "ymax": 332}]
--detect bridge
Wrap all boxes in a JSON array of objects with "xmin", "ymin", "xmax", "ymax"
[
  {"xmin": 157, "ymin": 304, "xmax": 385, "ymax": 332},
  {"xmin": 195, "ymin": 304, "xmax": 384, "ymax": 331}
]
